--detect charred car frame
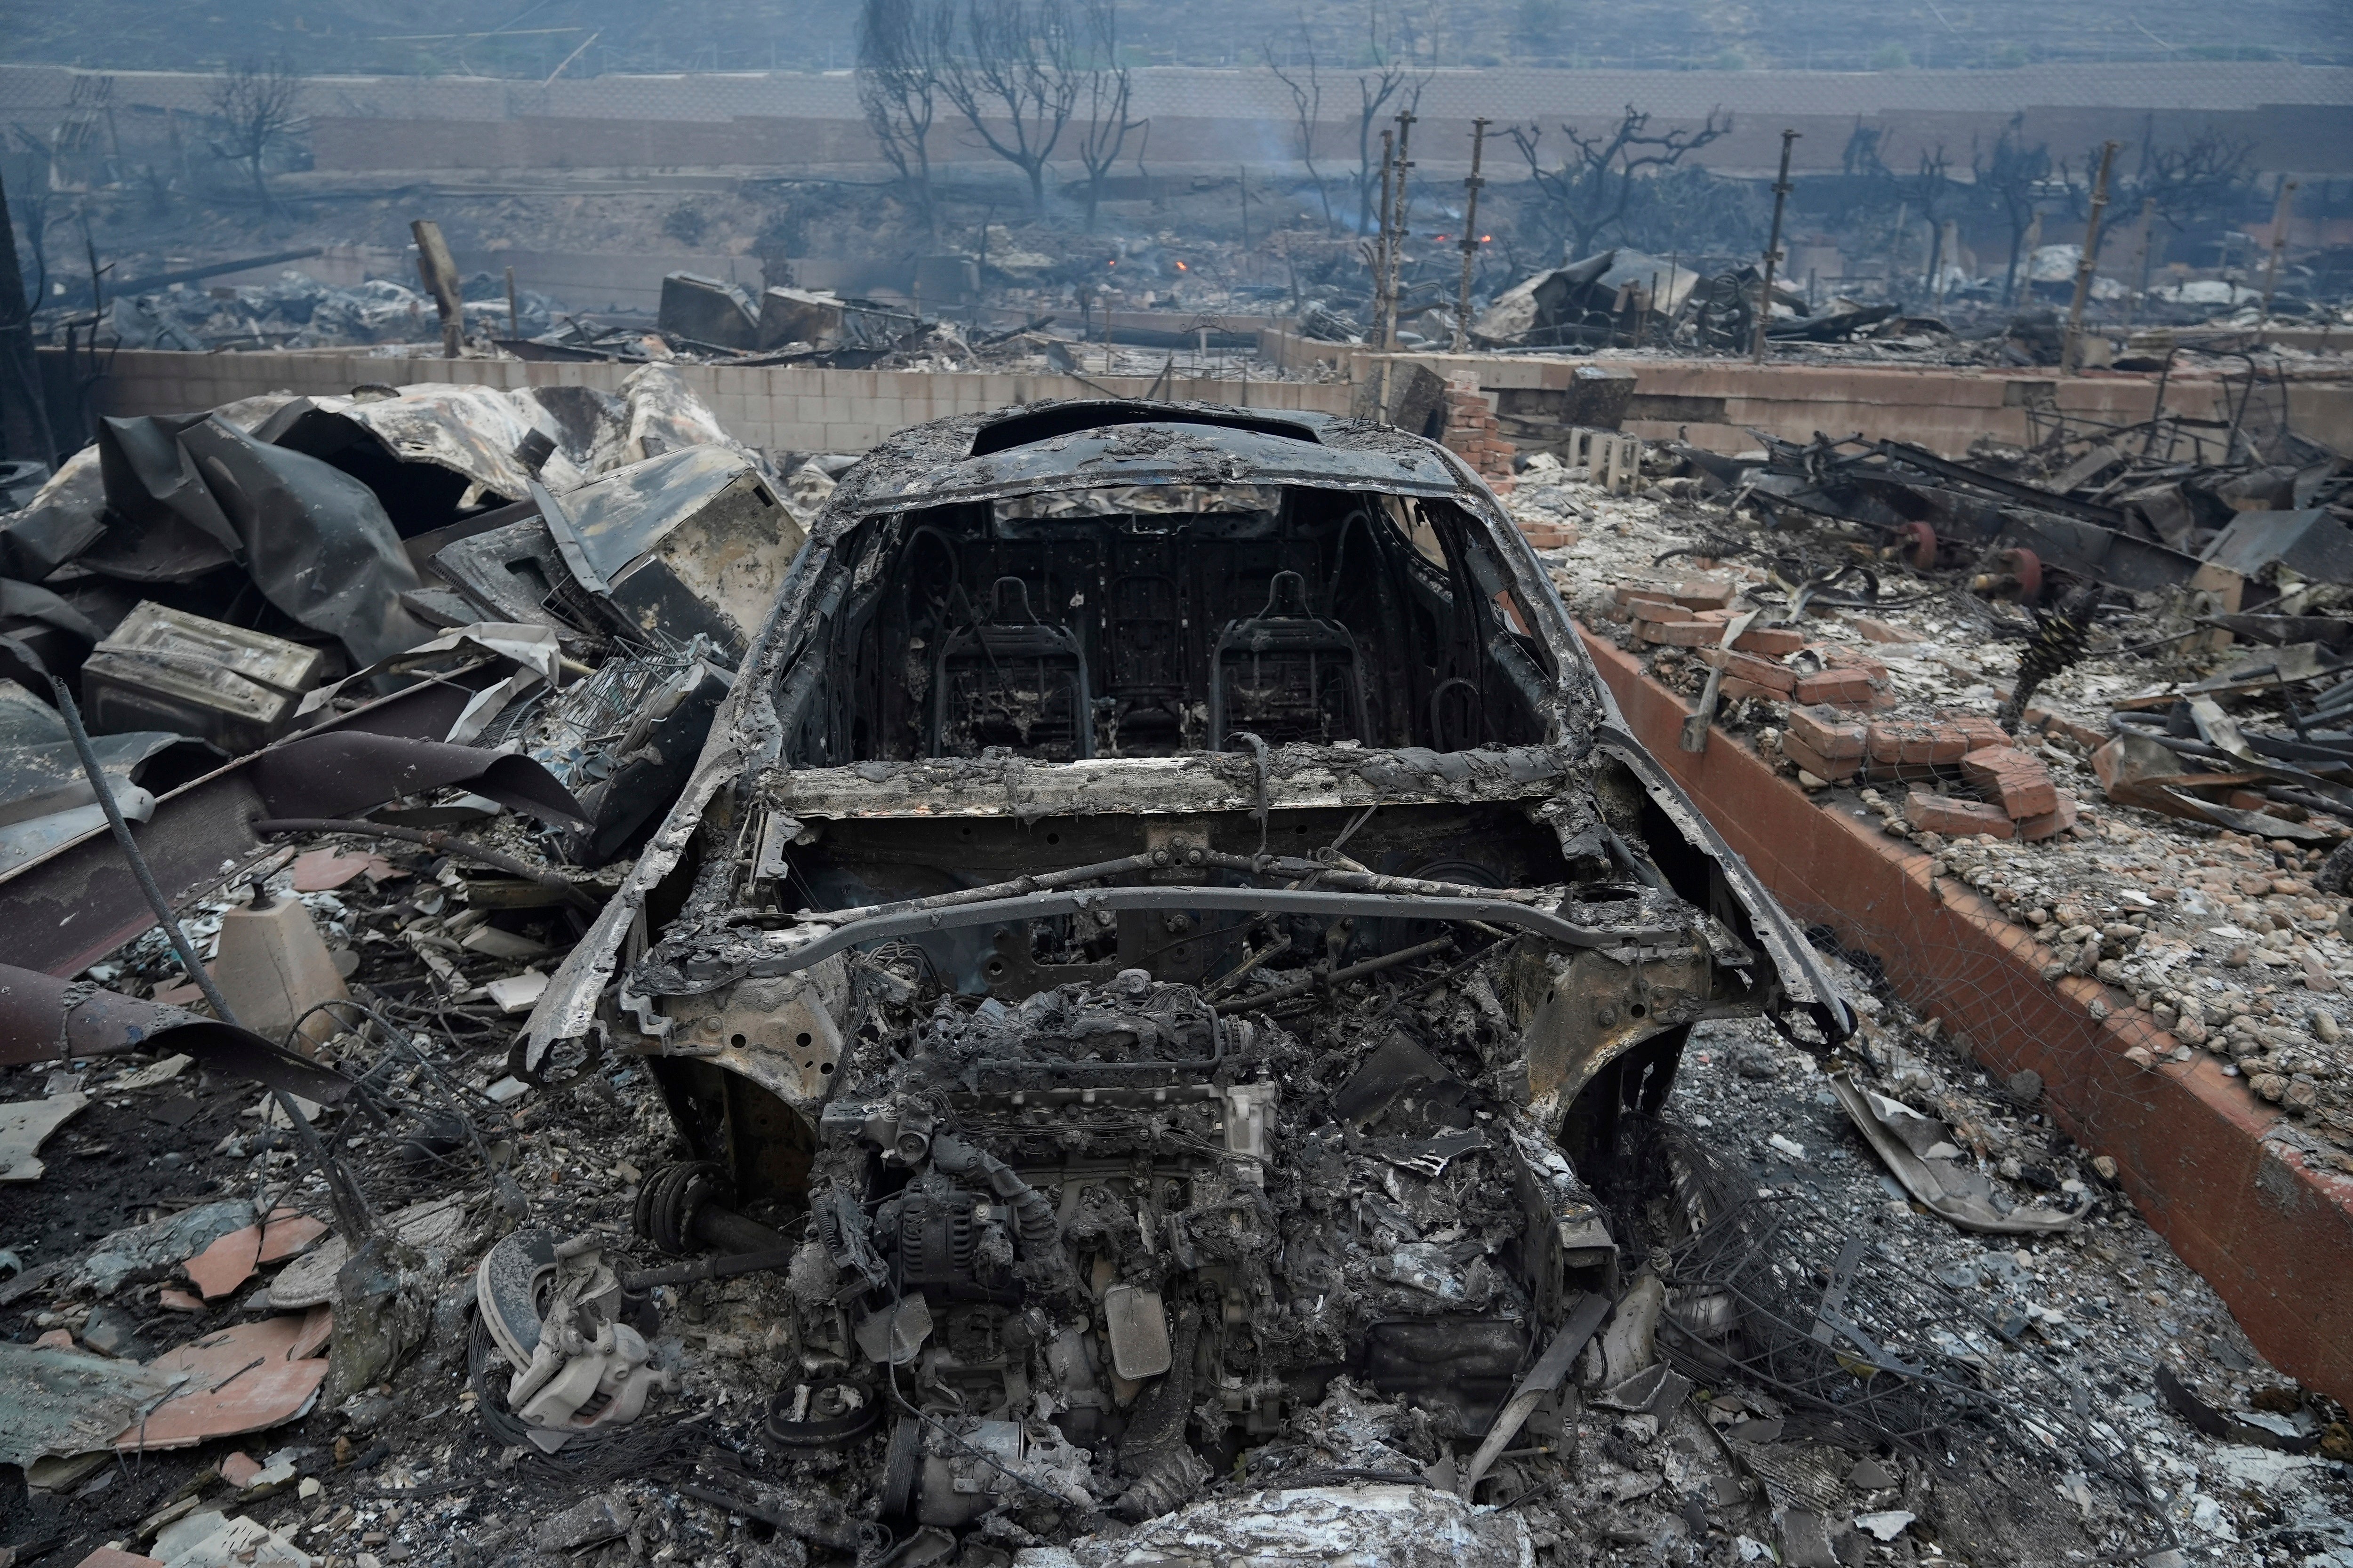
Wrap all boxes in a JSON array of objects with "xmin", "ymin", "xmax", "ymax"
[{"xmin": 522, "ymin": 398, "xmax": 1849, "ymax": 1534}]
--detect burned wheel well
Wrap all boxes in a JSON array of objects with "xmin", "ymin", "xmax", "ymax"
[
  {"xmin": 647, "ymin": 1056, "xmax": 818, "ymax": 1208},
  {"xmin": 1557, "ymin": 1022, "xmax": 1687, "ymax": 1180}
]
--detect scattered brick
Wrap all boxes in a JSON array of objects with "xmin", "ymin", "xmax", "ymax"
[
  {"xmin": 1699, "ymin": 647, "xmax": 1797, "ymax": 693},
  {"xmin": 2017, "ymin": 793, "xmax": 2080, "ymax": 841},
  {"xmin": 1625, "ymin": 595, "xmax": 1687, "ymax": 622},
  {"xmin": 1819, "ymin": 646, "xmax": 1891, "ymax": 677},
  {"xmin": 2026, "ymin": 709, "xmax": 2109, "ymax": 749},
  {"xmin": 1906, "ymin": 790, "xmax": 2016, "ymax": 839},
  {"xmin": 1847, "ymin": 615, "xmax": 1912, "ymax": 643},
  {"xmin": 1786, "ymin": 704, "xmax": 1868, "ymax": 761},
  {"xmin": 1441, "ymin": 377, "xmax": 1516, "ymax": 489},
  {"xmin": 1732, "ymin": 625, "xmax": 1809, "ymax": 657},
  {"xmin": 1636, "ymin": 618, "xmax": 1723, "ymax": 647},
  {"xmin": 1792, "ymin": 667, "xmax": 1880, "ymax": 707},
  {"xmin": 1718, "ymin": 678, "xmax": 1783, "ymax": 703},
  {"xmin": 1781, "ymin": 734, "xmax": 1857, "ymax": 784},
  {"xmin": 1866, "ymin": 715, "xmax": 2013, "ymax": 767},
  {"xmin": 1615, "ymin": 576, "xmax": 1735, "ymax": 611},
  {"xmin": 1960, "ymin": 745, "xmax": 2060, "ymax": 819},
  {"xmin": 1519, "ymin": 520, "xmax": 1578, "ymax": 549}
]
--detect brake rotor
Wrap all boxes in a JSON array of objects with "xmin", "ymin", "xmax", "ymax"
[{"xmin": 1996, "ymin": 547, "xmax": 2044, "ymax": 600}]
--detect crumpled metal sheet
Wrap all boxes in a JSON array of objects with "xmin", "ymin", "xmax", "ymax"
[
  {"xmin": 0, "ymin": 731, "xmax": 187, "ymax": 826},
  {"xmin": 97, "ymin": 415, "xmax": 245, "ymax": 563},
  {"xmin": 177, "ymin": 417, "xmax": 435, "ymax": 667},
  {"xmin": 1829, "ymin": 1074, "xmax": 2075, "ymax": 1234},
  {"xmin": 555, "ymin": 444, "xmax": 801, "ymax": 658},
  {"xmin": 249, "ymin": 730, "xmax": 588, "ymax": 829},
  {"xmin": 259, "ymin": 383, "xmax": 596, "ymax": 508},
  {"xmin": 0, "ymin": 1341, "xmax": 185, "ymax": 1468},
  {"xmin": 0, "ymin": 961, "xmax": 352, "ymax": 1099},
  {"xmin": 0, "ymin": 580, "xmax": 104, "ymax": 646},
  {"xmin": 618, "ymin": 363, "xmax": 738, "ymax": 463},
  {"xmin": 0, "ymin": 447, "xmax": 108, "ymax": 582}
]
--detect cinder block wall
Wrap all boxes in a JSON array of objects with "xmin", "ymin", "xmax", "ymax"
[
  {"xmin": 79, "ymin": 350, "xmax": 1355, "ymax": 455},
  {"xmin": 72, "ymin": 347, "xmax": 2353, "ymax": 461}
]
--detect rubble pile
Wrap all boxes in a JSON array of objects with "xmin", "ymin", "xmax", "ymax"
[
  {"xmin": 95, "ymin": 272, "xmax": 567, "ymax": 354},
  {"xmin": 1509, "ymin": 412, "xmax": 2353, "ymax": 1171},
  {"xmin": 2, "ymin": 386, "xmax": 2351, "ymax": 1568}
]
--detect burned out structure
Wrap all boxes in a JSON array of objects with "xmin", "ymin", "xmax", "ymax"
[{"xmin": 519, "ymin": 399, "xmax": 1851, "ymax": 1541}]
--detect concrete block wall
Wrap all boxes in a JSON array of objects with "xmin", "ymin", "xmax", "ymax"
[
  {"xmin": 72, "ymin": 347, "xmax": 2353, "ymax": 463},
  {"xmin": 81, "ymin": 350, "xmax": 1356, "ymax": 455}
]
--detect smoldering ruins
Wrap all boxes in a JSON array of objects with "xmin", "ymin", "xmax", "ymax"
[{"xmin": 4, "ymin": 6, "xmax": 2353, "ymax": 1568}]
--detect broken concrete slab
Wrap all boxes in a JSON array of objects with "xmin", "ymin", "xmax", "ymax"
[
  {"xmin": 72, "ymin": 1551, "xmax": 165, "ymax": 1568},
  {"xmin": 0, "ymin": 1090, "xmax": 88, "ymax": 1181},
  {"xmin": 73, "ymin": 1199, "xmax": 256, "ymax": 1296},
  {"xmin": 150, "ymin": 1511, "xmax": 311, "ymax": 1568},
  {"xmin": 265, "ymin": 1195, "xmax": 468, "ymax": 1310},
  {"xmin": 0, "ymin": 1340, "xmax": 184, "ymax": 1467}
]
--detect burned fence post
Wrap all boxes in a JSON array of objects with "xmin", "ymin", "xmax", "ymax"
[
  {"xmin": 1455, "ymin": 117, "xmax": 1489, "ymax": 353},
  {"xmin": 1752, "ymin": 127, "xmax": 1798, "ymax": 365},
  {"xmin": 2061, "ymin": 140, "xmax": 2118, "ymax": 376},
  {"xmin": 410, "ymin": 218, "xmax": 465, "ymax": 360}
]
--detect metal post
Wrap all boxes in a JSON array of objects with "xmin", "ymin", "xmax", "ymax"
[
  {"xmin": 1378, "ymin": 109, "xmax": 1416, "ymax": 418},
  {"xmin": 2258, "ymin": 178, "xmax": 2299, "ymax": 341},
  {"xmin": 1385, "ymin": 109, "xmax": 1416, "ymax": 353},
  {"xmin": 1752, "ymin": 128, "xmax": 1798, "ymax": 363},
  {"xmin": 504, "ymin": 265, "xmax": 519, "ymax": 337},
  {"xmin": 2062, "ymin": 140, "xmax": 2118, "ymax": 376},
  {"xmin": 1372, "ymin": 129, "xmax": 1395, "ymax": 417},
  {"xmin": 1454, "ymin": 118, "xmax": 1489, "ymax": 352}
]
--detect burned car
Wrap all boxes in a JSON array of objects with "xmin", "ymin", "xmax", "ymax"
[{"xmin": 520, "ymin": 399, "xmax": 1849, "ymax": 1544}]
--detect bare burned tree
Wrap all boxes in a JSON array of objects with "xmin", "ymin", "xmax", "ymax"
[
  {"xmin": 208, "ymin": 60, "xmax": 304, "ymax": 212},
  {"xmin": 1507, "ymin": 105, "xmax": 1730, "ymax": 262},
  {"xmin": 2115, "ymin": 127, "xmax": 2257, "ymax": 236},
  {"xmin": 938, "ymin": 0, "xmax": 1082, "ymax": 217},
  {"xmin": 1974, "ymin": 115, "xmax": 2052, "ymax": 304},
  {"xmin": 1910, "ymin": 143, "xmax": 1955, "ymax": 290},
  {"xmin": 1263, "ymin": 26, "xmax": 1335, "ymax": 233},
  {"xmin": 857, "ymin": 0, "xmax": 954, "ymax": 236},
  {"xmin": 1350, "ymin": 5, "xmax": 1431, "ymax": 235},
  {"xmin": 1072, "ymin": 0, "xmax": 1143, "ymax": 233}
]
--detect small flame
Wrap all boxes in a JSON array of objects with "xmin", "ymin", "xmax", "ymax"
[
  {"xmin": 1175, "ymin": 260, "xmax": 1188, "ymax": 271},
  {"xmin": 1480, "ymin": 234, "xmax": 1492, "ymax": 243}
]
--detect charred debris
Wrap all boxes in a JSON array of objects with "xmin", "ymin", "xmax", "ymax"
[{"xmin": 0, "ymin": 392, "xmax": 2332, "ymax": 1568}]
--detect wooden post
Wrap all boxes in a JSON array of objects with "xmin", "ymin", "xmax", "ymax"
[
  {"xmin": 411, "ymin": 219, "xmax": 464, "ymax": 359},
  {"xmin": 2061, "ymin": 141, "xmax": 2118, "ymax": 376}
]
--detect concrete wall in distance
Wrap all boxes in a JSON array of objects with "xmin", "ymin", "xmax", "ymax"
[
  {"xmin": 1372, "ymin": 352, "xmax": 2353, "ymax": 460},
  {"xmin": 77, "ymin": 346, "xmax": 2353, "ymax": 462},
  {"xmin": 82, "ymin": 349, "xmax": 1356, "ymax": 455}
]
